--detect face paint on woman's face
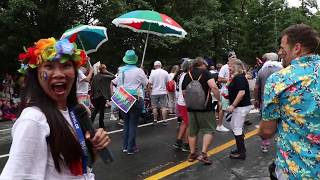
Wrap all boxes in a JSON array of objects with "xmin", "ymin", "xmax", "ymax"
[
  {"xmin": 37, "ymin": 61, "xmax": 75, "ymax": 109},
  {"xmin": 39, "ymin": 71, "xmax": 48, "ymax": 81}
]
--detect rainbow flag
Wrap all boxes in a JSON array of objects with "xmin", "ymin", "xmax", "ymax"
[{"xmin": 111, "ymin": 87, "xmax": 137, "ymax": 113}]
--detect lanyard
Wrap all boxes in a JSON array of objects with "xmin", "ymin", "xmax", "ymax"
[{"xmin": 69, "ymin": 110, "xmax": 88, "ymax": 174}]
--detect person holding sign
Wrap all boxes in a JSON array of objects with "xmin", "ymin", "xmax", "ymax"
[{"xmin": 112, "ymin": 50, "xmax": 148, "ymax": 155}]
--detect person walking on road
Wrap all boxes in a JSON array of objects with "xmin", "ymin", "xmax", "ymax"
[
  {"xmin": 259, "ymin": 24, "xmax": 320, "ymax": 179},
  {"xmin": 148, "ymin": 61, "xmax": 170, "ymax": 126},
  {"xmin": 182, "ymin": 57, "xmax": 220, "ymax": 165},
  {"xmin": 77, "ymin": 63, "xmax": 93, "ymax": 114},
  {"xmin": 90, "ymin": 64, "xmax": 115, "ymax": 129},
  {"xmin": 217, "ymin": 52, "xmax": 237, "ymax": 132},
  {"xmin": 112, "ymin": 50, "xmax": 148, "ymax": 155},
  {"xmin": 173, "ymin": 59, "xmax": 193, "ymax": 152},
  {"xmin": 226, "ymin": 59, "xmax": 252, "ymax": 160},
  {"xmin": 0, "ymin": 38, "xmax": 110, "ymax": 180},
  {"xmin": 253, "ymin": 52, "xmax": 282, "ymax": 153}
]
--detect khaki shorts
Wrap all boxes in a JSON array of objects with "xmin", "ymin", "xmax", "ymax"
[
  {"xmin": 151, "ymin": 94, "xmax": 168, "ymax": 108},
  {"xmin": 188, "ymin": 111, "xmax": 216, "ymax": 137}
]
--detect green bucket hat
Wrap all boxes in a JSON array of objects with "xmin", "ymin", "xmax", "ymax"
[{"xmin": 123, "ymin": 50, "xmax": 138, "ymax": 65}]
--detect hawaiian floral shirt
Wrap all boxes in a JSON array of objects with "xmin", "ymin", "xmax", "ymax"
[{"xmin": 262, "ymin": 55, "xmax": 320, "ymax": 179}]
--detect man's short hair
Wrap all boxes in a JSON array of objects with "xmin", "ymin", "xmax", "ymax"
[
  {"xmin": 192, "ymin": 57, "xmax": 206, "ymax": 68},
  {"xmin": 281, "ymin": 24, "xmax": 320, "ymax": 53}
]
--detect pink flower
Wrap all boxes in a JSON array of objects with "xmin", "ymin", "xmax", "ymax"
[
  {"xmin": 280, "ymin": 148, "xmax": 289, "ymax": 159},
  {"xmin": 287, "ymin": 85, "xmax": 297, "ymax": 93},
  {"xmin": 307, "ymin": 134, "xmax": 320, "ymax": 145}
]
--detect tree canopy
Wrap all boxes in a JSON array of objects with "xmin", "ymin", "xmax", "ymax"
[{"xmin": 0, "ymin": 0, "xmax": 319, "ymax": 72}]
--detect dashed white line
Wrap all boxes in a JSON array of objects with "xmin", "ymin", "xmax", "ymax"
[
  {"xmin": 0, "ymin": 129, "xmax": 11, "ymax": 133},
  {"xmin": 0, "ymin": 154, "xmax": 9, "ymax": 158}
]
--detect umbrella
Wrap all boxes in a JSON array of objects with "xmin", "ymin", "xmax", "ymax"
[
  {"xmin": 112, "ymin": 10, "xmax": 187, "ymax": 67},
  {"xmin": 60, "ymin": 25, "xmax": 108, "ymax": 54}
]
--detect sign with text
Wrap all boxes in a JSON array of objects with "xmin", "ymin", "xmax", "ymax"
[{"xmin": 111, "ymin": 87, "xmax": 137, "ymax": 113}]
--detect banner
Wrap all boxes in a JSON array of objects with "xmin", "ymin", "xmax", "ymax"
[{"xmin": 111, "ymin": 87, "xmax": 137, "ymax": 113}]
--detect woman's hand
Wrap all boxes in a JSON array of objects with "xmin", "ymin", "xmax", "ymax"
[
  {"xmin": 226, "ymin": 105, "xmax": 235, "ymax": 112},
  {"xmin": 86, "ymin": 128, "xmax": 111, "ymax": 150}
]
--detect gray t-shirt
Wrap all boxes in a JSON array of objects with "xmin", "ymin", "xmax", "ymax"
[{"xmin": 256, "ymin": 61, "xmax": 282, "ymax": 105}]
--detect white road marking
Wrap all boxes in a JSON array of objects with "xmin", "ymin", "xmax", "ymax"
[
  {"xmin": 0, "ymin": 129, "xmax": 11, "ymax": 133},
  {"xmin": 0, "ymin": 154, "xmax": 9, "ymax": 158}
]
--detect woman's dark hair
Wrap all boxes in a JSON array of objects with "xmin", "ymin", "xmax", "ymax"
[{"xmin": 19, "ymin": 64, "xmax": 82, "ymax": 173}]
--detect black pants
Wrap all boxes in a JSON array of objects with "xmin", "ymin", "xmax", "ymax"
[{"xmin": 91, "ymin": 96, "xmax": 107, "ymax": 128}]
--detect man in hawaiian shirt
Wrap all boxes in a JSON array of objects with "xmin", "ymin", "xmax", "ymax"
[{"xmin": 259, "ymin": 24, "xmax": 320, "ymax": 179}]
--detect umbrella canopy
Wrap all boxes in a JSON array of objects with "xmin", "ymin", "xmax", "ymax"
[
  {"xmin": 60, "ymin": 25, "xmax": 108, "ymax": 54},
  {"xmin": 112, "ymin": 10, "xmax": 187, "ymax": 38}
]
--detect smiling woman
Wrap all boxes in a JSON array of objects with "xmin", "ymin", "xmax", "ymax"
[{"xmin": 0, "ymin": 38, "xmax": 111, "ymax": 180}]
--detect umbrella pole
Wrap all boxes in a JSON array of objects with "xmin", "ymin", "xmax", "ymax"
[
  {"xmin": 141, "ymin": 24, "xmax": 151, "ymax": 68},
  {"xmin": 141, "ymin": 32, "xmax": 149, "ymax": 68}
]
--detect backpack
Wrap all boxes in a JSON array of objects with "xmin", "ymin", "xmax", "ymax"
[
  {"xmin": 184, "ymin": 71, "xmax": 210, "ymax": 110},
  {"xmin": 166, "ymin": 80, "xmax": 176, "ymax": 92}
]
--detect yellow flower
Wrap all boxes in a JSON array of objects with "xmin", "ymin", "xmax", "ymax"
[
  {"xmin": 284, "ymin": 105, "xmax": 295, "ymax": 116},
  {"xmin": 299, "ymin": 63, "xmax": 308, "ymax": 68},
  {"xmin": 316, "ymin": 152, "xmax": 320, "ymax": 161},
  {"xmin": 292, "ymin": 142, "xmax": 301, "ymax": 154},
  {"xmin": 299, "ymin": 76, "xmax": 312, "ymax": 87},
  {"xmin": 293, "ymin": 113, "xmax": 305, "ymax": 125},
  {"xmin": 271, "ymin": 97, "xmax": 279, "ymax": 104},
  {"xmin": 282, "ymin": 122, "xmax": 289, "ymax": 132},
  {"xmin": 35, "ymin": 37, "xmax": 56, "ymax": 50},
  {"xmin": 274, "ymin": 83, "xmax": 286, "ymax": 93},
  {"xmin": 287, "ymin": 160, "xmax": 299, "ymax": 173},
  {"xmin": 289, "ymin": 96, "xmax": 301, "ymax": 105},
  {"xmin": 279, "ymin": 67, "xmax": 292, "ymax": 75}
]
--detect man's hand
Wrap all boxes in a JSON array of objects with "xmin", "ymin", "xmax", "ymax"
[{"xmin": 226, "ymin": 105, "xmax": 235, "ymax": 112}]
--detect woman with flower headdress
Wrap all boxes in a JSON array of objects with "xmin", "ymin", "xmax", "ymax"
[{"xmin": 0, "ymin": 38, "xmax": 111, "ymax": 179}]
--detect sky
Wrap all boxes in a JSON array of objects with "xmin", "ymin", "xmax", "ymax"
[{"xmin": 287, "ymin": 0, "xmax": 319, "ymax": 13}]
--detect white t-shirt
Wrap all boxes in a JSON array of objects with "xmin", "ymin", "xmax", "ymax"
[
  {"xmin": 218, "ymin": 64, "xmax": 229, "ymax": 90},
  {"xmin": 177, "ymin": 73, "xmax": 186, "ymax": 106},
  {"xmin": 0, "ymin": 107, "xmax": 95, "ymax": 180},
  {"xmin": 169, "ymin": 73, "xmax": 175, "ymax": 80},
  {"xmin": 76, "ymin": 70, "xmax": 89, "ymax": 95},
  {"xmin": 149, "ymin": 68, "xmax": 170, "ymax": 95},
  {"xmin": 112, "ymin": 67, "xmax": 148, "ymax": 98}
]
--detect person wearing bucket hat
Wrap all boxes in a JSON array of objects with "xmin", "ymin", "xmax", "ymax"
[
  {"xmin": 123, "ymin": 50, "xmax": 138, "ymax": 65},
  {"xmin": 112, "ymin": 49, "xmax": 148, "ymax": 155},
  {"xmin": 0, "ymin": 38, "xmax": 111, "ymax": 179}
]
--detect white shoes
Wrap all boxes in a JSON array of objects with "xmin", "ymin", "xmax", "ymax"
[
  {"xmin": 216, "ymin": 125, "xmax": 230, "ymax": 132},
  {"xmin": 110, "ymin": 114, "xmax": 117, "ymax": 121}
]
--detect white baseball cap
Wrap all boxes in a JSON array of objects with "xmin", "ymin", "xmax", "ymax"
[{"xmin": 154, "ymin": 61, "xmax": 162, "ymax": 66}]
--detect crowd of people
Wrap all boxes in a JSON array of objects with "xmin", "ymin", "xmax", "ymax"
[{"xmin": 0, "ymin": 23, "xmax": 319, "ymax": 179}]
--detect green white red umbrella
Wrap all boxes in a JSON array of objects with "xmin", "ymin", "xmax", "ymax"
[
  {"xmin": 112, "ymin": 10, "xmax": 187, "ymax": 66},
  {"xmin": 112, "ymin": 10, "xmax": 187, "ymax": 38},
  {"xmin": 60, "ymin": 25, "xmax": 108, "ymax": 54}
]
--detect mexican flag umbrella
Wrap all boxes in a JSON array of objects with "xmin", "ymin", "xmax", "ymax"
[
  {"xmin": 60, "ymin": 25, "xmax": 108, "ymax": 54},
  {"xmin": 112, "ymin": 10, "xmax": 187, "ymax": 67}
]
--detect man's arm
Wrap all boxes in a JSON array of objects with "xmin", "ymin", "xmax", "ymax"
[
  {"xmin": 253, "ymin": 84, "xmax": 260, "ymax": 109},
  {"xmin": 83, "ymin": 68, "xmax": 93, "ymax": 82},
  {"xmin": 259, "ymin": 120, "xmax": 277, "ymax": 139},
  {"xmin": 218, "ymin": 76, "xmax": 228, "ymax": 84},
  {"xmin": 207, "ymin": 79, "xmax": 220, "ymax": 101}
]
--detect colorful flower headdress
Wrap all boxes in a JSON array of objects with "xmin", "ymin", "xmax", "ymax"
[{"xmin": 18, "ymin": 37, "xmax": 87, "ymax": 74}]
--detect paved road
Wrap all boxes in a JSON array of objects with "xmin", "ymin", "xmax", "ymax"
[{"xmin": 0, "ymin": 108, "xmax": 275, "ymax": 180}]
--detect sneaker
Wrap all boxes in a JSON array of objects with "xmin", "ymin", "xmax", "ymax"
[
  {"xmin": 127, "ymin": 147, "xmax": 139, "ymax": 155},
  {"xmin": 216, "ymin": 125, "xmax": 229, "ymax": 132},
  {"xmin": 197, "ymin": 152, "xmax": 212, "ymax": 165},
  {"xmin": 173, "ymin": 139, "xmax": 183, "ymax": 150},
  {"xmin": 244, "ymin": 121, "xmax": 252, "ymax": 126},
  {"xmin": 261, "ymin": 145, "xmax": 269, "ymax": 153},
  {"xmin": 118, "ymin": 119, "xmax": 124, "ymax": 126},
  {"xmin": 122, "ymin": 149, "xmax": 128, "ymax": 153},
  {"xmin": 187, "ymin": 153, "xmax": 198, "ymax": 162},
  {"xmin": 152, "ymin": 120, "xmax": 157, "ymax": 126},
  {"xmin": 162, "ymin": 121, "xmax": 168, "ymax": 126},
  {"xmin": 181, "ymin": 143, "xmax": 190, "ymax": 152},
  {"xmin": 110, "ymin": 114, "xmax": 117, "ymax": 121}
]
